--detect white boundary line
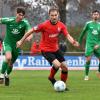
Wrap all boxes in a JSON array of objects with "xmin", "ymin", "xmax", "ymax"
[{"xmin": 13, "ymin": 67, "xmax": 98, "ymax": 70}]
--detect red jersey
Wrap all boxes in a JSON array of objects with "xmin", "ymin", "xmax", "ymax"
[
  {"xmin": 33, "ymin": 20, "xmax": 69, "ymax": 52},
  {"xmin": 30, "ymin": 41, "xmax": 41, "ymax": 55}
]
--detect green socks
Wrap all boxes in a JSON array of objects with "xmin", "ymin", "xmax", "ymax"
[
  {"xmin": 1, "ymin": 61, "xmax": 12, "ymax": 75},
  {"xmin": 85, "ymin": 61, "xmax": 100, "ymax": 75},
  {"xmin": 1, "ymin": 62, "xmax": 8, "ymax": 74},
  {"xmin": 85, "ymin": 61, "xmax": 90, "ymax": 76},
  {"xmin": 7, "ymin": 66, "xmax": 12, "ymax": 75}
]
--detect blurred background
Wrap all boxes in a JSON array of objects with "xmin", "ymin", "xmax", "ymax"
[{"xmin": 0, "ymin": 0, "xmax": 100, "ymax": 53}]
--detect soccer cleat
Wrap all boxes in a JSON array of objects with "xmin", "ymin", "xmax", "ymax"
[
  {"xmin": 0, "ymin": 78, "xmax": 4, "ymax": 84},
  {"xmin": 84, "ymin": 76, "xmax": 89, "ymax": 81},
  {"xmin": 48, "ymin": 77, "xmax": 56, "ymax": 85},
  {"xmin": 4, "ymin": 76, "xmax": 10, "ymax": 86},
  {"xmin": 65, "ymin": 87, "xmax": 69, "ymax": 91}
]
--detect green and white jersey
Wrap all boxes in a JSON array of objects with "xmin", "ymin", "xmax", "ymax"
[
  {"xmin": 79, "ymin": 21, "xmax": 100, "ymax": 46},
  {"xmin": 0, "ymin": 17, "xmax": 31, "ymax": 46}
]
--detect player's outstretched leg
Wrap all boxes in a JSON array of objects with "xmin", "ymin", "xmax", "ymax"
[{"xmin": 0, "ymin": 61, "xmax": 8, "ymax": 84}]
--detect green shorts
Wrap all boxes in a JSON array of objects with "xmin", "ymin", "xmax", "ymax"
[
  {"xmin": 3, "ymin": 42, "xmax": 20, "ymax": 63},
  {"xmin": 85, "ymin": 43, "xmax": 100, "ymax": 57}
]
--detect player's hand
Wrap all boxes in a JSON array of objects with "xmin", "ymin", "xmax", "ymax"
[
  {"xmin": 16, "ymin": 40, "xmax": 23, "ymax": 48},
  {"xmin": 73, "ymin": 41, "xmax": 80, "ymax": 48},
  {"xmin": 94, "ymin": 45, "xmax": 100, "ymax": 50}
]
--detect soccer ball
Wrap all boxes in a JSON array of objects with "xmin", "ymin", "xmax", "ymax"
[{"xmin": 54, "ymin": 80, "xmax": 66, "ymax": 92}]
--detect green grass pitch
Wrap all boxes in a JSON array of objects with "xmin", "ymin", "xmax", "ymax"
[{"xmin": 0, "ymin": 70, "xmax": 100, "ymax": 100}]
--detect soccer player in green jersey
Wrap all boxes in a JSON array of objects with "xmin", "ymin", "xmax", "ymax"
[
  {"xmin": 0, "ymin": 7, "xmax": 31, "ymax": 86},
  {"xmin": 79, "ymin": 10, "xmax": 100, "ymax": 80}
]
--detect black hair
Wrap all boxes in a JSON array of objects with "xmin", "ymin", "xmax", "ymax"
[
  {"xmin": 49, "ymin": 7, "xmax": 59, "ymax": 14},
  {"xmin": 16, "ymin": 7, "xmax": 25, "ymax": 15},
  {"xmin": 92, "ymin": 10, "xmax": 99, "ymax": 14}
]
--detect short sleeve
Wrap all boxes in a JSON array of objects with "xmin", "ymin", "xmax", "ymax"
[
  {"xmin": 33, "ymin": 23, "xmax": 45, "ymax": 32},
  {"xmin": 0, "ymin": 17, "xmax": 13, "ymax": 24},
  {"xmin": 61, "ymin": 23, "xmax": 69, "ymax": 36},
  {"xmin": 24, "ymin": 19, "xmax": 31, "ymax": 32}
]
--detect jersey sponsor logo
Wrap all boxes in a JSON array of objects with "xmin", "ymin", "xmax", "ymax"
[
  {"xmin": 49, "ymin": 34, "xmax": 58, "ymax": 38},
  {"xmin": 58, "ymin": 27, "xmax": 61, "ymax": 32},
  {"xmin": 92, "ymin": 29, "xmax": 98, "ymax": 35},
  {"xmin": 12, "ymin": 29, "xmax": 20, "ymax": 34}
]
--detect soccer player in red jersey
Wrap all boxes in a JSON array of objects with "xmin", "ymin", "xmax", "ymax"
[
  {"xmin": 17, "ymin": 7, "xmax": 79, "ymax": 91},
  {"xmin": 30, "ymin": 39, "xmax": 41, "ymax": 55}
]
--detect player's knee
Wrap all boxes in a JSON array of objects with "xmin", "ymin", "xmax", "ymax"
[
  {"xmin": 54, "ymin": 65, "xmax": 61, "ymax": 69},
  {"xmin": 52, "ymin": 59, "xmax": 61, "ymax": 68},
  {"xmin": 6, "ymin": 54, "xmax": 12, "ymax": 60},
  {"xmin": 61, "ymin": 66, "xmax": 68, "ymax": 71},
  {"xmin": 5, "ymin": 56, "xmax": 12, "ymax": 65},
  {"xmin": 53, "ymin": 66, "xmax": 59, "ymax": 71},
  {"xmin": 60, "ymin": 62, "xmax": 68, "ymax": 71},
  {"xmin": 52, "ymin": 62, "xmax": 61, "ymax": 68}
]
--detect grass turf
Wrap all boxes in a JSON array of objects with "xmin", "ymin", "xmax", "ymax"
[{"xmin": 0, "ymin": 70, "xmax": 100, "ymax": 100}]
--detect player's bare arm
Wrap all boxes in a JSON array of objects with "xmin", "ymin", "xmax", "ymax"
[
  {"xmin": 16, "ymin": 28, "xmax": 34, "ymax": 48},
  {"xmin": 25, "ymin": 34, "xmax": 33, "ymax": 42},
  {"xmin": 66, "ymin": 34, "xmax": 80, "ymax": 47}
]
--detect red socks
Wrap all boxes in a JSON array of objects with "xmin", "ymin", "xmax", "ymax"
[
  {"xmin": 49, "ymin": 66, "xmax": 59, "ymax": 79},
  {"xmin": 61, "ymin": 68, "xmax": 68, "ymax": 82},
  {"xmin": 49, "ymin": 66, "xmax": 68, "ymax": 83}
]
